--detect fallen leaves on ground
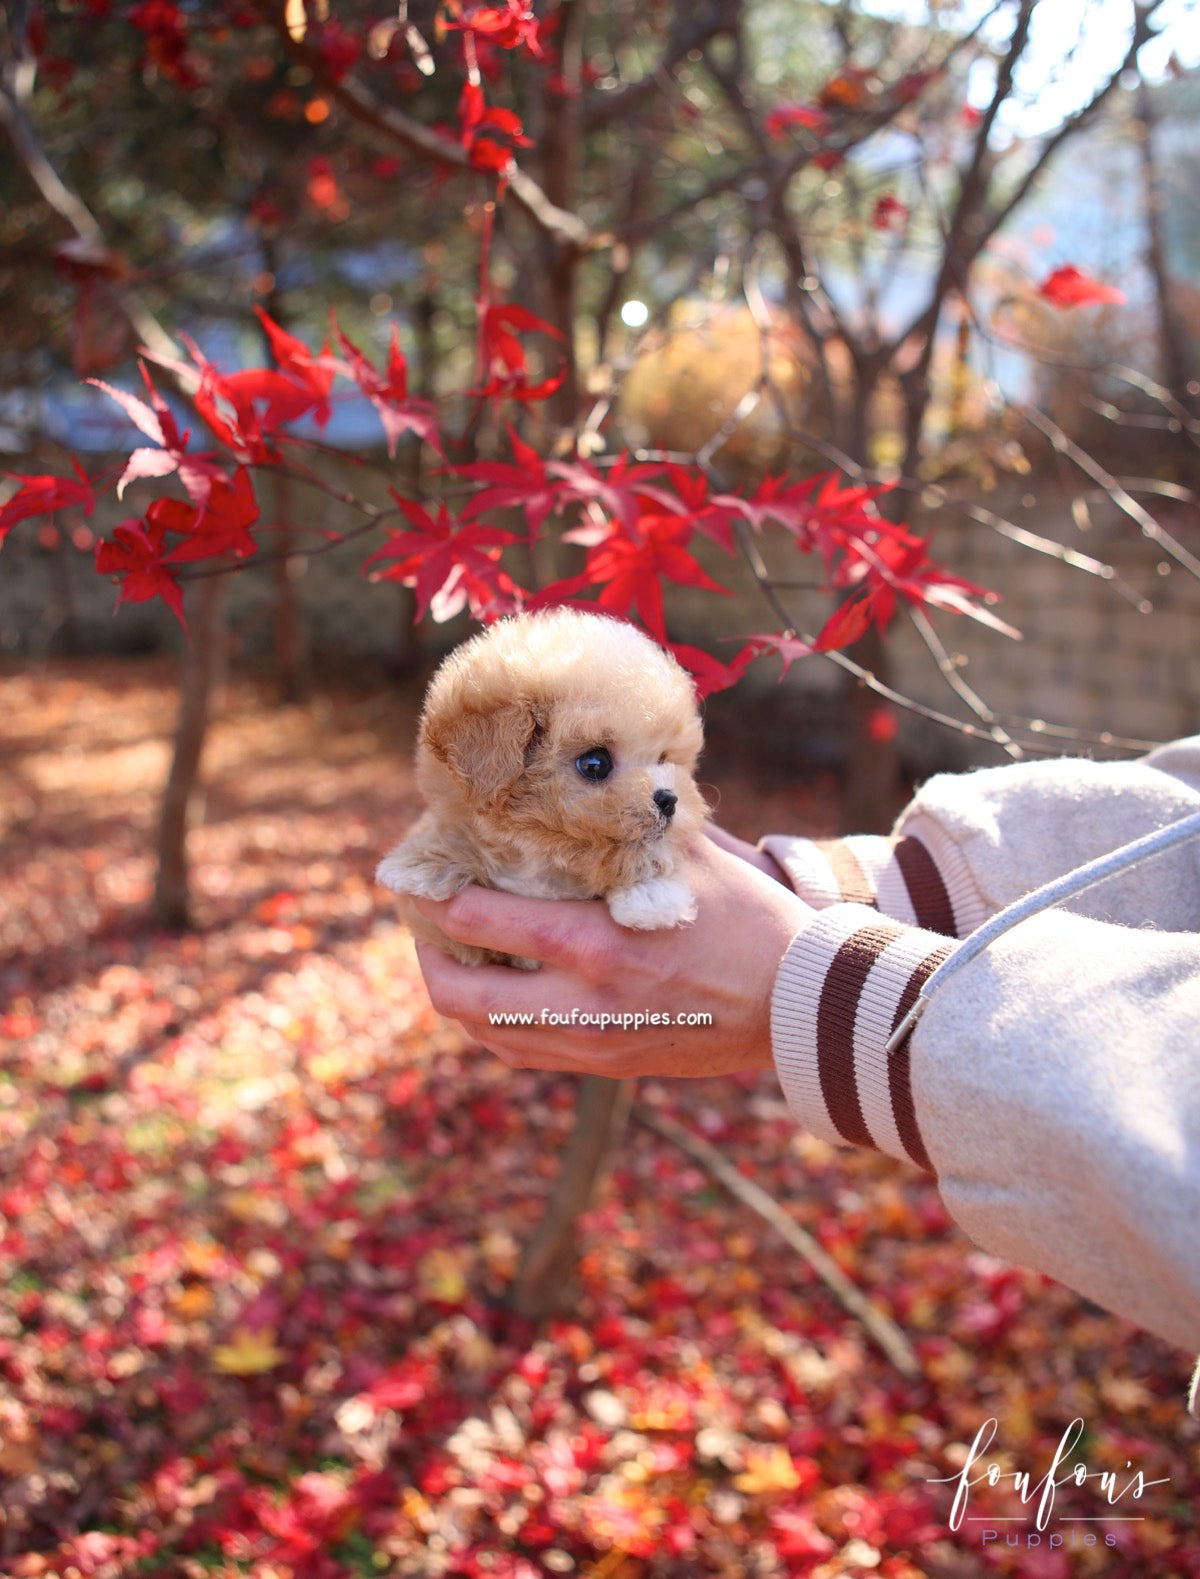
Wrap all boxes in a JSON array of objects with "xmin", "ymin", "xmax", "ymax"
[{"xmin": 0, "ymin": 659, "xmax": 1196, "ymax": 1578}]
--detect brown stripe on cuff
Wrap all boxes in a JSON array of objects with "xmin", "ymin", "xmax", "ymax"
[
  {"xmin": 888, "ymin": 941, "xmax": 954, "ymax": 1174},
  {"xmin": 813, "ymin": 839, "xmax": 878, "ymax": 908},
  {"xmin": 817, "ymin": 922, "xmax": 906, "ymax": 1147},
  {"xmin": 893, "ymin": 836, "xmax": 956, "ymax": 936}
]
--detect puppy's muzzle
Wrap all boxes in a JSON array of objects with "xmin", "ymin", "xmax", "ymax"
[{"xmin": 653, "ymin": 788, "xmax": 678, "ymax": 820}]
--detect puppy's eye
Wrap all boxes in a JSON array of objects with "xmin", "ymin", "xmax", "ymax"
[{"xmin": 575, "ymin": 747, "xmax": 613, "ymax": 782}]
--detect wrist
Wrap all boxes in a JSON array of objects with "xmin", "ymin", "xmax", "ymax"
[{"xmin": 769, "ymin": 903, "xmax": 954, "ymax": 1172}]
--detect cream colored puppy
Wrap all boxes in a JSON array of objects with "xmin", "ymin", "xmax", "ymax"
[{"xmin": 377, "ymin": 608, "xmax": 707, "ymax": 966}]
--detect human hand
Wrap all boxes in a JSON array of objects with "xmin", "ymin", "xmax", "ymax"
[
  {"xmin": 409, "ymin": 832, "xmax": 814, "ymax": 1078},
  {"xmin": 704, "ymin": 822, "xmax": 791, "ymax": 884}
]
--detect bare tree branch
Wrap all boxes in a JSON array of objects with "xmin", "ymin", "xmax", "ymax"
[
  {"xmin": 634, "ymin": 1104, "xmax": 923, "ymax": 1378},
  {"xmin": 250, "ymin": 0, "xmax": 596, "ymax": 254},
  {"xmin": 1019, "ymin": 397, "xmax": 1200, "ymax": 581},
  {"xmin": 0, "ymin": 57, "xmax": 180, "ymax": 366},
  {"xmin": 584, "ymin": 0, "xmax": 742, "ymax": 132}
]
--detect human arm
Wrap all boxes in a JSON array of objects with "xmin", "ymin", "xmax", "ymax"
[
  {"xmin": 774, "ymin": 897, "xmax": 1200, "ymax": 1357},
  {"xmin": 767, "ymin": 735, "xmax": 1200, "ymax": 1361},
  {"xmin": 760, "ymin": 734, "xmax": 1200, "ymax": 936}
]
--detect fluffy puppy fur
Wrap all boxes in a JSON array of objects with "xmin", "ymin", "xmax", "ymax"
[{"xmin": 377, "ymin": 608, "xmax": 707, "ymax": 966}]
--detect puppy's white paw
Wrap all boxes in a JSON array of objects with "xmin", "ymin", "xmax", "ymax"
[
  {"xmin": 376, "ymin": 843, "xmax": 468, "ymax": 901},
  {"xmin": 608, "ymin": 877, "xmax": 697, "ymax": 931}
]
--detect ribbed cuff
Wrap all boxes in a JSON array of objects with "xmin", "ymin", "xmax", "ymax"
[
  {"xmin": 760, "ymin": 832, "xmax": 970, "ymax": 936},
  {"xmin": 891, "ymin": 814, "xmax": 991, "ymax": 936},
  {"xmin": 770, "ymin": 904, "xmax": 954, "ymax": 1174}
]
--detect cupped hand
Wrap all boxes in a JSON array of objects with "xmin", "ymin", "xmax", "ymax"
[{"xmin": 409, "ymin": 831, "xmax": 812, "ymax": 1079}]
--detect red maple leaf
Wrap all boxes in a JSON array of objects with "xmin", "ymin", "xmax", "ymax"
[
  {"xmin": 94, "ymin": 516, "xmax": 186, "ymax": 628},
  {"xmin": 0, "ymin": 460, "xmax": 96, "ymax": 547},
  {"xmin": 822, "ymin": 531, "xmax": 1018, "ymax": 648},
  {"xmin": 254, "ymin": 308, "xmax": 334, "ymax": 427},
  {"xmin": 458, "ymin": 81, "xmax": 533, "ymax": 174},
  {"xmin": 718, "ymin": 470, "xmax": 894, "ymax": 570},
  {"xmin": 207, "ymin": 368, "xmax": 319, "ymax": 449},
  {"xmin": 802, "ymin": 472, "xmax": 899, "ymax": 564},
  {"xmin": 444, "ymin": 0, "xmax": 543, "ymax": 54},
  {"xmin": 153, "ymin": 467, "xmax": 259, "ymax": 564},
  {"xmin": 455, "ymin": 425, "xmax": 560, "ymax": 538},
  {"xmin": 331, "ymin": 318, "xmax": 442, "ymax": 458},
  {"xmin": 565, "ymin": 513, "xmax": 730, "ymax": 643},
  {"xmin": 476, "ymin": 301, "xmax": 564, "ymax": 403},
  {"xmin": 872, "ymin": 192, "xmax": 909, "ymax": 231},
  {"xmin": 309, "ymin": 19, "xmax": 362, "ymax": 83},
  {"xmin": 89, "ymin": 362, "xmax": 224, "ymax": 503},
  {"xmin": 365, "ymin": 495, "xmax": 524, "ymax": 622},
  {"xmin": 550, "ymin": 453, "xmax": 681, "ymax": 541},
  {"xmin": 144, "ymin": 336, "xmax": 326, "ymax": 461},
  {"xmin": 667, "ymin": 640, "xmax": 758, "ymax": 699},
  {"xmin": 764, "ymin": 102, "xmax": 832, "ymax": 139},
  {"xmin": 1038, "ymin": 265, "xmax": 1127, "ymax": 310},
  {"xmin": 814, "ymin": 593, "xmax": 875, "ymax": 651},
  {"xmin": 769, "ymin": 1506, "xmax": 836, "ymax": 1559},
  {"xmin": 657, "ymin": 463, "xmax": 739, "ymax": 553},
  {"xmin": 127, "ymin": 0, "xmax": 204, "ymax": 88},
  {"xmin": 742, "ymin": 629, "xmax": 819, "ymax": 672}
]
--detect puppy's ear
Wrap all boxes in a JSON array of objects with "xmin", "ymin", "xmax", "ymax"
[{"xmin": 424, "ymin": 701, "xmax": 541, "ymax": 800}]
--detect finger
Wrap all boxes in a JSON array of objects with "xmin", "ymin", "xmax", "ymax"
[
  {"xmin": 703, "ymin": 822, "xmax": 744, "ymax": 854},
  {"xmin": 455, "ymin": 1027, "xmax": 606, "ymax": 1075},
  {"xmin": 410, "ymin": 886, "xmax": 623, "ymax": 978},
  {"xmin": 703, "ymin": 823, "xmax": 789, "ymax": 884},
  {"xmin": 473, "ymin": 1035, "xmax": 647, "ymax": 1079},
  {"xmin": 414, "ymin": 941, "xmax": 603, "ymax": 1035},
  {"xmin": 415, "ymin": 940, "xmax": 535, "ymax": 1022}
]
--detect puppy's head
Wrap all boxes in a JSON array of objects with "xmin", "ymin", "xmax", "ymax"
[{"xmin": 417, "ymin": 610, "xmax": 705, "ymax": 894}]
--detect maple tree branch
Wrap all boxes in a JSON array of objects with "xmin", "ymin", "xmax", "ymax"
[
  {"xmin": 979, "ymin": 1, "xmax": 1165, "ymax": 243},
  {"xmin": 252, "ymin": 0, "xmax": 595, "ymax": 255},
  {"xmin": 697, "ymin": 38, "xmax": 857, "ymax": 358},
  {"xmin": 907, "ymin": 605, "xmax": 1022, "ymax": 760},
  {"xmin": 634, "ymin": 1104, "xmax": 923, "ymax": 1378},
  {"xmin": 583, "ymin": 0, "xmax": 742, "ymax": 132},
  {"xmin": 1018, "ymin": 400, "xmax": 1200, "ymax": 582},
  {"xmin": 889, "ymin": 0, "xmax": 1166, "ymax": 378},
  {"xmin": 0, "ymin": 56, "xmax": 180, "ymax": 366},
  {"xmin": 1135, "ymin": 68, "xmax": 1194, "ymax": 414},
  {"xmin": 891, "ymin": 480, "xmax": 1150, "ymax": 610}
]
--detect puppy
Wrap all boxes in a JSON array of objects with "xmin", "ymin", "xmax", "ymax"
[{"xmin": 377, "ymin": 608, "xmax": 707, "ymax": 966}]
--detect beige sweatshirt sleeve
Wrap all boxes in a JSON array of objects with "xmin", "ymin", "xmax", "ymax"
[{"xmin": 767, "ymin": 736, "xmax": 1200, "ymax": 1362}]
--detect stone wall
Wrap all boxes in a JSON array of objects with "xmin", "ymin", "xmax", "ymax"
[{"xmin": 883, "ymin": 484, "xmax": 1200, "ymax": 766}]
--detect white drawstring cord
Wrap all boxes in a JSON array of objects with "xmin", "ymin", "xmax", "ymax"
[{"xmin": 884, "ymin": 808, "xmax": 1200, "ymax": 1056}]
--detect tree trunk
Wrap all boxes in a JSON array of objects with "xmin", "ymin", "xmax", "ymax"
[
  {"xmin": 837, "ymin": 357, "xmax": 903, "ymax": 834},
  {"xmin": 1137, "ymin": 76, "xmax": 1192, "ymax": 415},
  {"xmin": 839, "ymin": 623, "xmax": 902, "ymax": 835},
  {"xmin": 529, "ymin": 0, "xmax": 582, "ymax": 431},
  {"xmin": 393, "ymin": 286, "xmax": 438, "ymax": 677},
  {"xmin": 271, "ymin": 466, "xmax": 308, "ymax": 704},
  {"xmin": 500, "ymin": 0, "xmax": 621, "ymax": 1322},
  {"xmin": 154, "ymin": 574, "xmax": 224, "ymax": 930},
  {"xmin": 508, "ymin": 1074, "xmax": 634, "ymax": 1319},
  {"xmin": 259, "ymin": 249, "xmax": 308, "ymax": 703}
]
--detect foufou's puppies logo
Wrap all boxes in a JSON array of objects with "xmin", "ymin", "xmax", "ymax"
[{"xmin": 928, "ymin": 1417, "xmax": 1170, "ymax": 1550}]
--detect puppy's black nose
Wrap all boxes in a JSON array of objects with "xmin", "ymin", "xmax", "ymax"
[{"xmin": 653, "ymin": 788, "xmax": 678, "ymax": 819}]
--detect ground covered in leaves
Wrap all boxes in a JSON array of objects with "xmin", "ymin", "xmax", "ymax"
[{"xmin": 1, "ymin": 659, "xmax": 1197, "ymax": 1579}]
